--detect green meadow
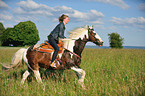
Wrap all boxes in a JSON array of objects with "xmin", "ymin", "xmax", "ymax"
[{"xmin": 0, "ymin": 47, "xmax": 145, "ymax": 96}]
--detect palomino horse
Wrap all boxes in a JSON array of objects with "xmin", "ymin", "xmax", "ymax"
[{"xmin": 21, "ymin": 25, "xmax": 103, "ymax": 88}]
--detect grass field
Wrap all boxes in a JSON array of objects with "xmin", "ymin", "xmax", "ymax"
[{"xmin": 0, "ymin": 47, "xmax": 145, "ymax": 96}]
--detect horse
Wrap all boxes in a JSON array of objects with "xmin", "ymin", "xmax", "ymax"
[{"xmin": 20, "ymin": 25, "xmax": 103, "ymax": 88}]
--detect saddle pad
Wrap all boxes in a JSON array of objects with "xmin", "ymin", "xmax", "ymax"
[
  {"xmin": 37, "ymin": 47, "xmax": 63, "ymax": 53},
  {"xmin": 41, "ymin": 40, "xmax": 63, "ymax": 49},
  {"xmin": 33, "ymin": 45, "xmax": 63, "ymax": 54},
  {"xmin": 33, "ymin": 40, "xmax": 64, "ymax": 54},
  {"xmin": 33, "ymin": 47, "xmax": 64, "ymax": 61}
]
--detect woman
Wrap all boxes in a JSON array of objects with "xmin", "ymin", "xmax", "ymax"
[{"xmin": 48, "ymin": 14, "xmax": 69, "ymax": 68}]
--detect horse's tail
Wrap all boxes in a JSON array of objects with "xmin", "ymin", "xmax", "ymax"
[{"xmin": 1, "ymin": 48, "xmax": 26, "ymax": 71}]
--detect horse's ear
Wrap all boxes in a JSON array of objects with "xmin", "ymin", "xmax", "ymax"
[
  {"xmin": 89, "ymin": 25, "xmax": 93, "ymax": 29},
  {"xmin": 91, "ymin": 25, "xmax": 93, "ymax": 28}
]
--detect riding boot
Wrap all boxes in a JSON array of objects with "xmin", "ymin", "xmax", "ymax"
[{"xmin": 50, "ymin": 60, "xmax": 56, "ymax": 68}]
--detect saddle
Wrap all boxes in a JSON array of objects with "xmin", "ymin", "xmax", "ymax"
[{"xmin": 33, "ymin": 40, "xmax": 64, "ymax": 60}]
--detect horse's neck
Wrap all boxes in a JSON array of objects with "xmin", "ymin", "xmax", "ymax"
[
  {"xmin": 73, "ymin": 39, "xmax": 87, "ymax": 56},
  {"xmin": 62, "ymin": 39, "xmax": 75, "ymax": 52},
  {"xmin": 62, "ymin": 38, "xmax": 87, "ymax": 56},
  {"xmin": 63, "ymin": 30, "xmax": 88, "ymax": 54}
]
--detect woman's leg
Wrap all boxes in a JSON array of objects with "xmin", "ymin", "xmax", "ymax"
[{"xmin": 48, "ymin": 36, "xmax": 59, "ymax": 63}]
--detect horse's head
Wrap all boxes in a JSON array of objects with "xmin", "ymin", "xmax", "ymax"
[
  {"xmin": 65, "ymin": 25, "xmax": 103, "ymax": 52},
  {"xmin": 88, "ymin": 26, "xmax": 103, "ymax": 46}
]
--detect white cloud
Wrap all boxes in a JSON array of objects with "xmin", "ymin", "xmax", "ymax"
[
  {"xmin": 17, "ymin": 0, "xmax": 55, "ymax": 12},
  {"xmin": 13, "ymin": 0, "xmax": 104, "ymax": 23},
  {"xmin": 110, "ymin": 17, "xmax": 123, "ymax": 25},
  {"xmin": 90, "ymin": 10, "xmax": 104, "ymax": 17},
  {"xmin": 0, "ymin": 1, "xmax": 12, "ymax": 22},
  {"xmin": 17, "ymin": 0, "xmax": 40, "ymax": 10},
  {"xmin": 110, "ymin": 17, "xmax": 145, "ymax": 28},
  {"xmin": 0, "ymin": 13, "xmax": 13, "ymax": 20},
  {"xmin": 89, "ymin": 20, "xmax": 104, "ymax": 24},
  {"xmin": 69, "ymin": 9, "xmax": 104, "ymax": 22},
  {"xmin": 14, "ymin": 0, "xmax": 53, "ymax": 16},
  {"xmin": 0, "ymin": 0, "xmax": 10, "ymax": 9},
  {"xmin": 108, "ymin": 26, "xmax": 118, "ymax": 30},
  {"xmin": 0, "ymin": 0, "xmax": 105, "ymax": 26},
  {"xmin": 14, "ymin": 16, "xmax": 38, "ymax": 23},
  {"xmin": 94, "ymin": 25, "xmax": 105, "ymax": 29},
  {"xmin": 86, "ymin": 0, "xmax": 129, "ymax": 9}
]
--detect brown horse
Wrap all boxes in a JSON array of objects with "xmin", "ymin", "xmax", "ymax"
[{"xmin": 21, "ymin": 25, "xmax": 103, "ymax": 88}]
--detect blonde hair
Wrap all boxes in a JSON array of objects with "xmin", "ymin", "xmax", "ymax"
[{"xmin": 59, "ymin": 14, "xmax": 69, "ymax": 23}]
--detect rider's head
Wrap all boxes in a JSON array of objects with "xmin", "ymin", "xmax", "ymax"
[{"xmin": 59, "ymin": 14, "xmax": 69, "ymax": 25}]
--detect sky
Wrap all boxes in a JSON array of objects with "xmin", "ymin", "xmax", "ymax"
[{"xmin": 0, "ymin": 0, "xmax": 145, "ymax": 46}]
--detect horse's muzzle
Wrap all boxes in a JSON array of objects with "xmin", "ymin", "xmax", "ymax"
[{"xmin": 99, "ymin": 41, "xmax": 104, "ymax": 46}]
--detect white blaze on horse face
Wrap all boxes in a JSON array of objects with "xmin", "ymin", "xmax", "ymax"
[
  {"xmin": 88, "ymin": 25, "xmax": 103, "ymax": 42},
  {"xmin": 93, "ymin": 31, "xmax": 103, "ymax": 42}
]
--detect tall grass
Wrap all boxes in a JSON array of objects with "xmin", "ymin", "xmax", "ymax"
[{"xmin": 0, "ymin": 47, "xmax": 145, "ymax": 96}]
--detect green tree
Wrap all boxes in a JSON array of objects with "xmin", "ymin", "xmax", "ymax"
[
  {"xmin": 1, "ymin": 21, "xmax": 40, "ymax": 46},
  {"xmin": 0, "ymin": 22, "xmax": 5, "ymax": 46},
  {"xmin": 0, "ymin": 22, "xmax": 5, "ymax": 35},
  {"xmin": 108, "ymin": 32, "xmax": 124, "ymax": 48},
  {"xmin": 0, "ymin": 28, "xmax": 14, "ymax": 46}
]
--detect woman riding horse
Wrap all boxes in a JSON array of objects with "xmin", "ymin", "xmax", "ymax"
[
  {"xmin": 20, "ymin": 25, "xmax": 103, "ymax": 87},
  {"xmin": 48, "ymin": 14, "xmax": 69, "ymax": 68}
]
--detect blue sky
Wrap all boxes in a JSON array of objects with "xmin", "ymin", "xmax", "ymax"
[{"xmin": 0, "ymin": 0, "xmax": 145, "ymax": 46}]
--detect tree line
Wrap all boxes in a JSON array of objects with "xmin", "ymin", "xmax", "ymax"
[{"xmin": 0, "ymin": 21, "xmax": 123, "ymax": 48}]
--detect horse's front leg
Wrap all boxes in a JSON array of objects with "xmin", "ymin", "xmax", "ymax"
[
  {"xmin": 33, "ymin": 70, "xmax": 45, "ymax": 90},
  {"xmin": 33, "ymin": 70, "xmax": 42, "ymax": 83},
  {"xmin": 71, "ymin": 66, "xmax": 86, "ymax": 88}
]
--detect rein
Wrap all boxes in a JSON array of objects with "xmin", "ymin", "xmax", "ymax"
[
  {"xmin": 63, "ymin": 48, "xmax": 81, "ymax": 59},
  {"xmin": 61, "ymin": 38, "xmax": 81, "ymax": 59}
]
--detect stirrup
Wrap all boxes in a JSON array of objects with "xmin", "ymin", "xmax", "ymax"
[{"xmin": 50, "ymin": 61, "xmax": 56, "ymax": 68}]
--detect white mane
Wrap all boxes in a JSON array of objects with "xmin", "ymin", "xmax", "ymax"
[
  {"xmin": 68, "ymin": 25, "xmax": 89, "ymax": 39},
  {"xmin": 62, "ymin": 25, "xmax": 89, "ymax": 53},
  {"xmin": 62, "ymin": 25, "xmax": 103, "ymax": 53}
]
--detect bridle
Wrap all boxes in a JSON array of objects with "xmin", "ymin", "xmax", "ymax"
[
  {"xmin": 88, "ymin": 28, "xmax": 99, "ymax": 41},
  {"xmin": 62, "ymin": 28, "xmax": 100, "ymax": 59}
]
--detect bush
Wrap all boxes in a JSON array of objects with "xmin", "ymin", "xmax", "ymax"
[{"xmin": 108, "ymin": 32, "xmax": 124, "ymax": 48}]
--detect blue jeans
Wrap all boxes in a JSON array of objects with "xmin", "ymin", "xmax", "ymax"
[{"xmin": 48, "ymin": 35, "xmax": 59, "ymax": 63}]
